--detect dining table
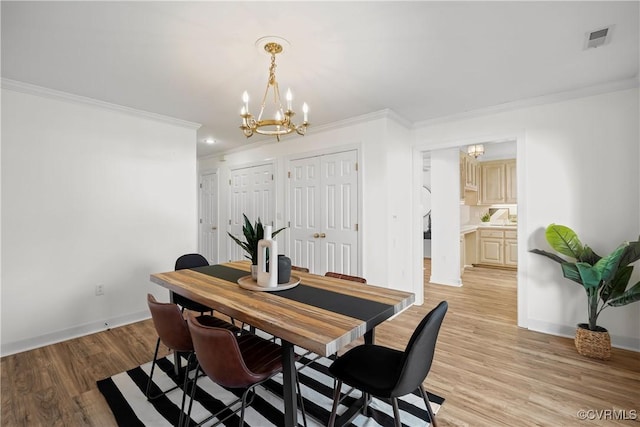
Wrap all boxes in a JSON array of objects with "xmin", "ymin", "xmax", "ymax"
[{"xmin": 150, "ymin": 260, "xmax": 415, "ymax": 427}]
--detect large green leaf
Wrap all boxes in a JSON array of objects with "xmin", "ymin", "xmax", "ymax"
[
  {"xmin": 601, "ymin": 265, "xmax": 633, "ymax": 302},
  {"xmin": 595, "ymin": 244, "xmax": 627, "ymax": 282},
  {"xmin": 560, "ymin": 262, "xmax": 584, "ymax": 286},
  {"xmin": 607, "ymin": 281, "xmax": 640, "ymax": 307},
  {"xmin": 575, "ymin": 244, "xmax": 627, "ymax": 290},
  {"xmin": 576, "ymin": 262, "xmax": 602, "ymax": 290},
  {"xmin": 579, "ymin": 245, "xmax": 601, "ymax": 265},
  {"xmin": 545, "ymin": 224, "xmax": 584, "ymax": 260},
  {"xmin": 619, "ymin": 238, "xmax": 640, "ymax": 267},
  {"xmin": 529, "ymin": 248, "xmax": 566, "ymax": 264}
]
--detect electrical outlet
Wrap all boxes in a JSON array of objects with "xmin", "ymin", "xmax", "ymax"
[{"xmin": 95, "ymin": 284, "xmax": 104, "ymax": 296}]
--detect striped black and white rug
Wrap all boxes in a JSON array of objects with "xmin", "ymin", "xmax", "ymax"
[{"xmin": 97, "ymin": 350, "xmax": 444, "ymax": 427}]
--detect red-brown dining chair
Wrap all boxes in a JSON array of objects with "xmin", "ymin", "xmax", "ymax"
[
  {"xmin": 291, "ymin": 265, "xmax": 310, "ymax": 273},
  {"xmin": 324, "ymin": 271, "xmax": 367, "ymax": 283},
  {"xmin": 145, "ymin": 294, "xmax": 240, "ymax": 401},
  {"xmin": 182, "ymin": 315, "xmax": 308, "ymax": 427}
]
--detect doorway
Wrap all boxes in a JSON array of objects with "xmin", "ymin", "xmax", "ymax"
[{"xmin": 418, "ymin": 138, "xmax": 523, "ymax": 326}]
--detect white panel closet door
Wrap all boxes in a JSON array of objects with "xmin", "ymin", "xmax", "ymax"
[
  {"xmin": 199, "ymin": 172, "xmax": 218, "ymax": 264},
  {"xmin": 289, "ymin": 150, "xmax": 358, "ymax": 275},
  {"xmin": 289, "ymin": 156, "xmax": 321, "ymax": 272},
  {"xmin": 228, "ymin": 164, "xmax": 275, "ymax": 262},
  {"xmin": 321, "ymin": 151, "xmax": 358, "ymax": 274}
]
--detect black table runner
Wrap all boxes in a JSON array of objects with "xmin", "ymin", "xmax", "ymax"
[{"xmin": 191, "ymin": 264, "xmax": 395, "ymax": 330}]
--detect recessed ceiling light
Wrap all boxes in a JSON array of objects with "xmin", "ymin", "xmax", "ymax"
[{"xmin": 204, "ymin": 138, "xmax": 215, "ymax": 144}]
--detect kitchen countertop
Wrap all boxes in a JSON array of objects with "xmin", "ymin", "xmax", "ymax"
[{"xmin": 461, "ymin": 224, "xmax": 517, "ymax": 234}]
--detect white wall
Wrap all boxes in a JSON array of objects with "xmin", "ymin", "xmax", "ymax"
[
  {"xmin": 429, "ymin": 148, "xmax": 462, "ymax": 286},
  {"xmin": 414, "ymin": 87, "xmax": 640, "ymax": 350},
  {"xmin": 199, "ymin": 111, "xmax": 417, "ymax": 297},
  {"xmin": 1, "ymin": 85, "xmax": 199, "ymax": 355}
]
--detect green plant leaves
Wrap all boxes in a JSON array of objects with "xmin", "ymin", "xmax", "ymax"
[
  {"xmin": 229, "ymin": 214, "xmax": 288, "ymax": 265},
  {"xmin": 545, "ymin": 224, "xmax": 584, "ymax": 259},
  {"xmin": 607, "ymin": 281, "xmax": 640, "ymax": 306},
  {"xmin": 532, "ymin": 224, "xmax": 640, "ymax": 329}
]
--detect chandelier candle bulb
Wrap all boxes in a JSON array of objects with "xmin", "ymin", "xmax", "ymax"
[
  {"xmin": 286, "ymin": 88, "xmax": 292, "ymax": 110},
  {"xmin": 303, "ymin": 102, "xmax": 309, "ymax": 122},
  {"xmin": 242, "ymin": 91, "xmax": 249, "ymax": 113}
]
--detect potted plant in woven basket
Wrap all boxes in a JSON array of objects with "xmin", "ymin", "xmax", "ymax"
[
  {"xmin": 228, "ymin": 214, "xmax": 286, "ymax": 279},
  {"xmin": 531, "ymin": 224, "xmax": 640, "ymax": 360}
]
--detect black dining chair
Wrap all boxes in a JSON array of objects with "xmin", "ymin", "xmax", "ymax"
[
  {"xmin": 173, "ymin": 253, "xmax": 214, "ymax": 314},
  {"xmin": 327, "ymin": 301, "xmax": 448, "ymax": 427}
]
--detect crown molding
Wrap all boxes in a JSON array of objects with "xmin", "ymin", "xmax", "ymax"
[
  {"xmin": 310, "ymin": 108, "xmax": 413, "ymax": 134},
  {"xmin": 414, "ymin": 77, "xmax": 639, "ymax": 129},
  {"xmin": 1, "ymin": 78, "xmax": 202, "ymax": 130}
]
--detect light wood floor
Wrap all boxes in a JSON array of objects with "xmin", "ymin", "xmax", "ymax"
[{"xmin": 2, "ymin": 261, "xmax": 639, "ymax": 426}]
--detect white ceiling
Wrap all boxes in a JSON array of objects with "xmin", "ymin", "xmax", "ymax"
[{"xmin": 2, "ymin": 1, "xmax": 638, "ymax": 158}]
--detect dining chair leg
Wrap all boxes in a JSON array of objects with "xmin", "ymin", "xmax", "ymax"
[
  {"xmin": 145, "ymin": 337, "xmax": 161, "ymax": 399},
  {"xmin": 391, "ymin": 397, "xmax": 402, "ymax": 427},
  {"xmin": 183, "ymin": 364, "xmax": 201, "ymax": 427},
  {"xmin": 295, "ymin": 370, "xmax": 308, "ymax": 427},
  {"xmin": 239, "ymin": 387, "xmax": 254, "ymax": 426},
  {"xmin": 328, "ymin": 379, "xmax": 343, "ymax": 427},
  {"xmin": 178, "ymin": 353, "xmax": 199, "ymax": 427},
  {"xmin": 419, "ymin": 385, "xmax": 438, "ymax": 427}
]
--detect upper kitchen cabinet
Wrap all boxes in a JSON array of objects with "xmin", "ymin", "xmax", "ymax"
[
  {"xmin": 479, "ymin": 159, "xmax": 516, "ymax": 204},
  {"xmin": 460, "ymin": 152, "xmax": 479, "ymax": 205},
  {"xmin": 461, "ymin": 152, "xmax": 478, "ymax": 191}
]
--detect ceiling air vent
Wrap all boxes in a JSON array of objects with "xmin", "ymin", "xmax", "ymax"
[{"xmin": 585, "ymin": 27, "xmax": 611, "ymax": 49}]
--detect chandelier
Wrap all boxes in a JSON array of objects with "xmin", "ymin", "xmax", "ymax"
[{"xmin": 240, "ymin": 40, "xmax": 309, "ymax": 141}]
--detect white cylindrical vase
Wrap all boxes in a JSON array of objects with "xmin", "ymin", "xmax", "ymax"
[{"xmin": 257, "ymin": 225, "xmax": 278, "ymax": 287}]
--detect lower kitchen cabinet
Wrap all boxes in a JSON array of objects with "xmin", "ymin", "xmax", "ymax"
[
  {"xmin": 504, "ymin": 230, "xmax": 518, "ymax": 267},
  {"xmin": 477, "ymin": 228, "xmax": 517, "ymax": 269}
]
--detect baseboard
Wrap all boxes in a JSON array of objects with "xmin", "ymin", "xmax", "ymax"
[
  {"xmin": 527, "ymin": 319, "xmax": 640, "ymax": 352},
  {"xmin": 429, "ymin": 275, "xmax": 463, "ymax": 287},
  {"xmin": 0, "ymin": 310, "xmax": 151, "ymax": 357}
]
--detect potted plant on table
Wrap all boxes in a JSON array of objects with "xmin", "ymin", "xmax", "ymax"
[
  {"xmin": 531, "ymin": 224, "xmax": 640, "ymax": 360},
  {"xmin": 228, "ymin": 214, "xmax": 286, "ymax": 279}
]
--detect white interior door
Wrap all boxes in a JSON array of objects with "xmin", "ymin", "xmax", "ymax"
[
  {"xmin": 321, "ymin": 151, "xmax": 358, "ymax": 274},
  {"xmin": 229, "ymin": 163, "xmax": 275, "ymax": 261},
  {"xmin": 199, "ymin": 172, "xmax": 218, "ymax": 264},
  {"xmin": 289, "ymin": 150, "xmax": 358, "ymax": 274},
  {"xmin": 289, "ymin": 156, "xmax": 321, "ymax": 272}
]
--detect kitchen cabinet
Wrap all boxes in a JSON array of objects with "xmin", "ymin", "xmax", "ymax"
[
  {"xmin": 462, "ymin": 153, "xmax": 478, "ymax": 191},
  {"xmin": 479, "ymin": 159, "xmax": 516, "ymax": 204},
  {"xmin": 460, "ymin": 229, "xmax": 478, "ymax": 275},
  {"xmin": 460, "ymin": 152, "xmax": 479, "ymax": 205},
  {"xmin": 478, "ymin": 227, "xmax": 517, "ymax": 269},
  {"xmin": 504, "ymin": 230, "xmax": 518, "ymax": 267}
]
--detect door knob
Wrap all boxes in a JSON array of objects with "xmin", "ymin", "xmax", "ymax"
[
  {"xmin": 313, "ymin": 233, "xmax": 320, "ymax": 238},
  {"xmin": 212, "ymin": 226, "xmax": 217, "ymax": 230},
  {"xmin": 320, "ymin": 233, "xmax": 326, "ymax": 238}
]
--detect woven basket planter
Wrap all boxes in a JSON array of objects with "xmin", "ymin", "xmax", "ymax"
[{"xmin": 575, "ymin": 323, "xmax": 611, "ymax": 360}]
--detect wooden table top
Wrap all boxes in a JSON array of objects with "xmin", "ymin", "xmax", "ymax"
[{"xmin": 150, "ymin": 261, "xmax": 415, "ymax": 356}]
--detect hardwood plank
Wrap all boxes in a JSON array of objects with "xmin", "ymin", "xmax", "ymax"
[{"xmin": 2, "ymin": 259, "xmax": 638, "ymax": 426}]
